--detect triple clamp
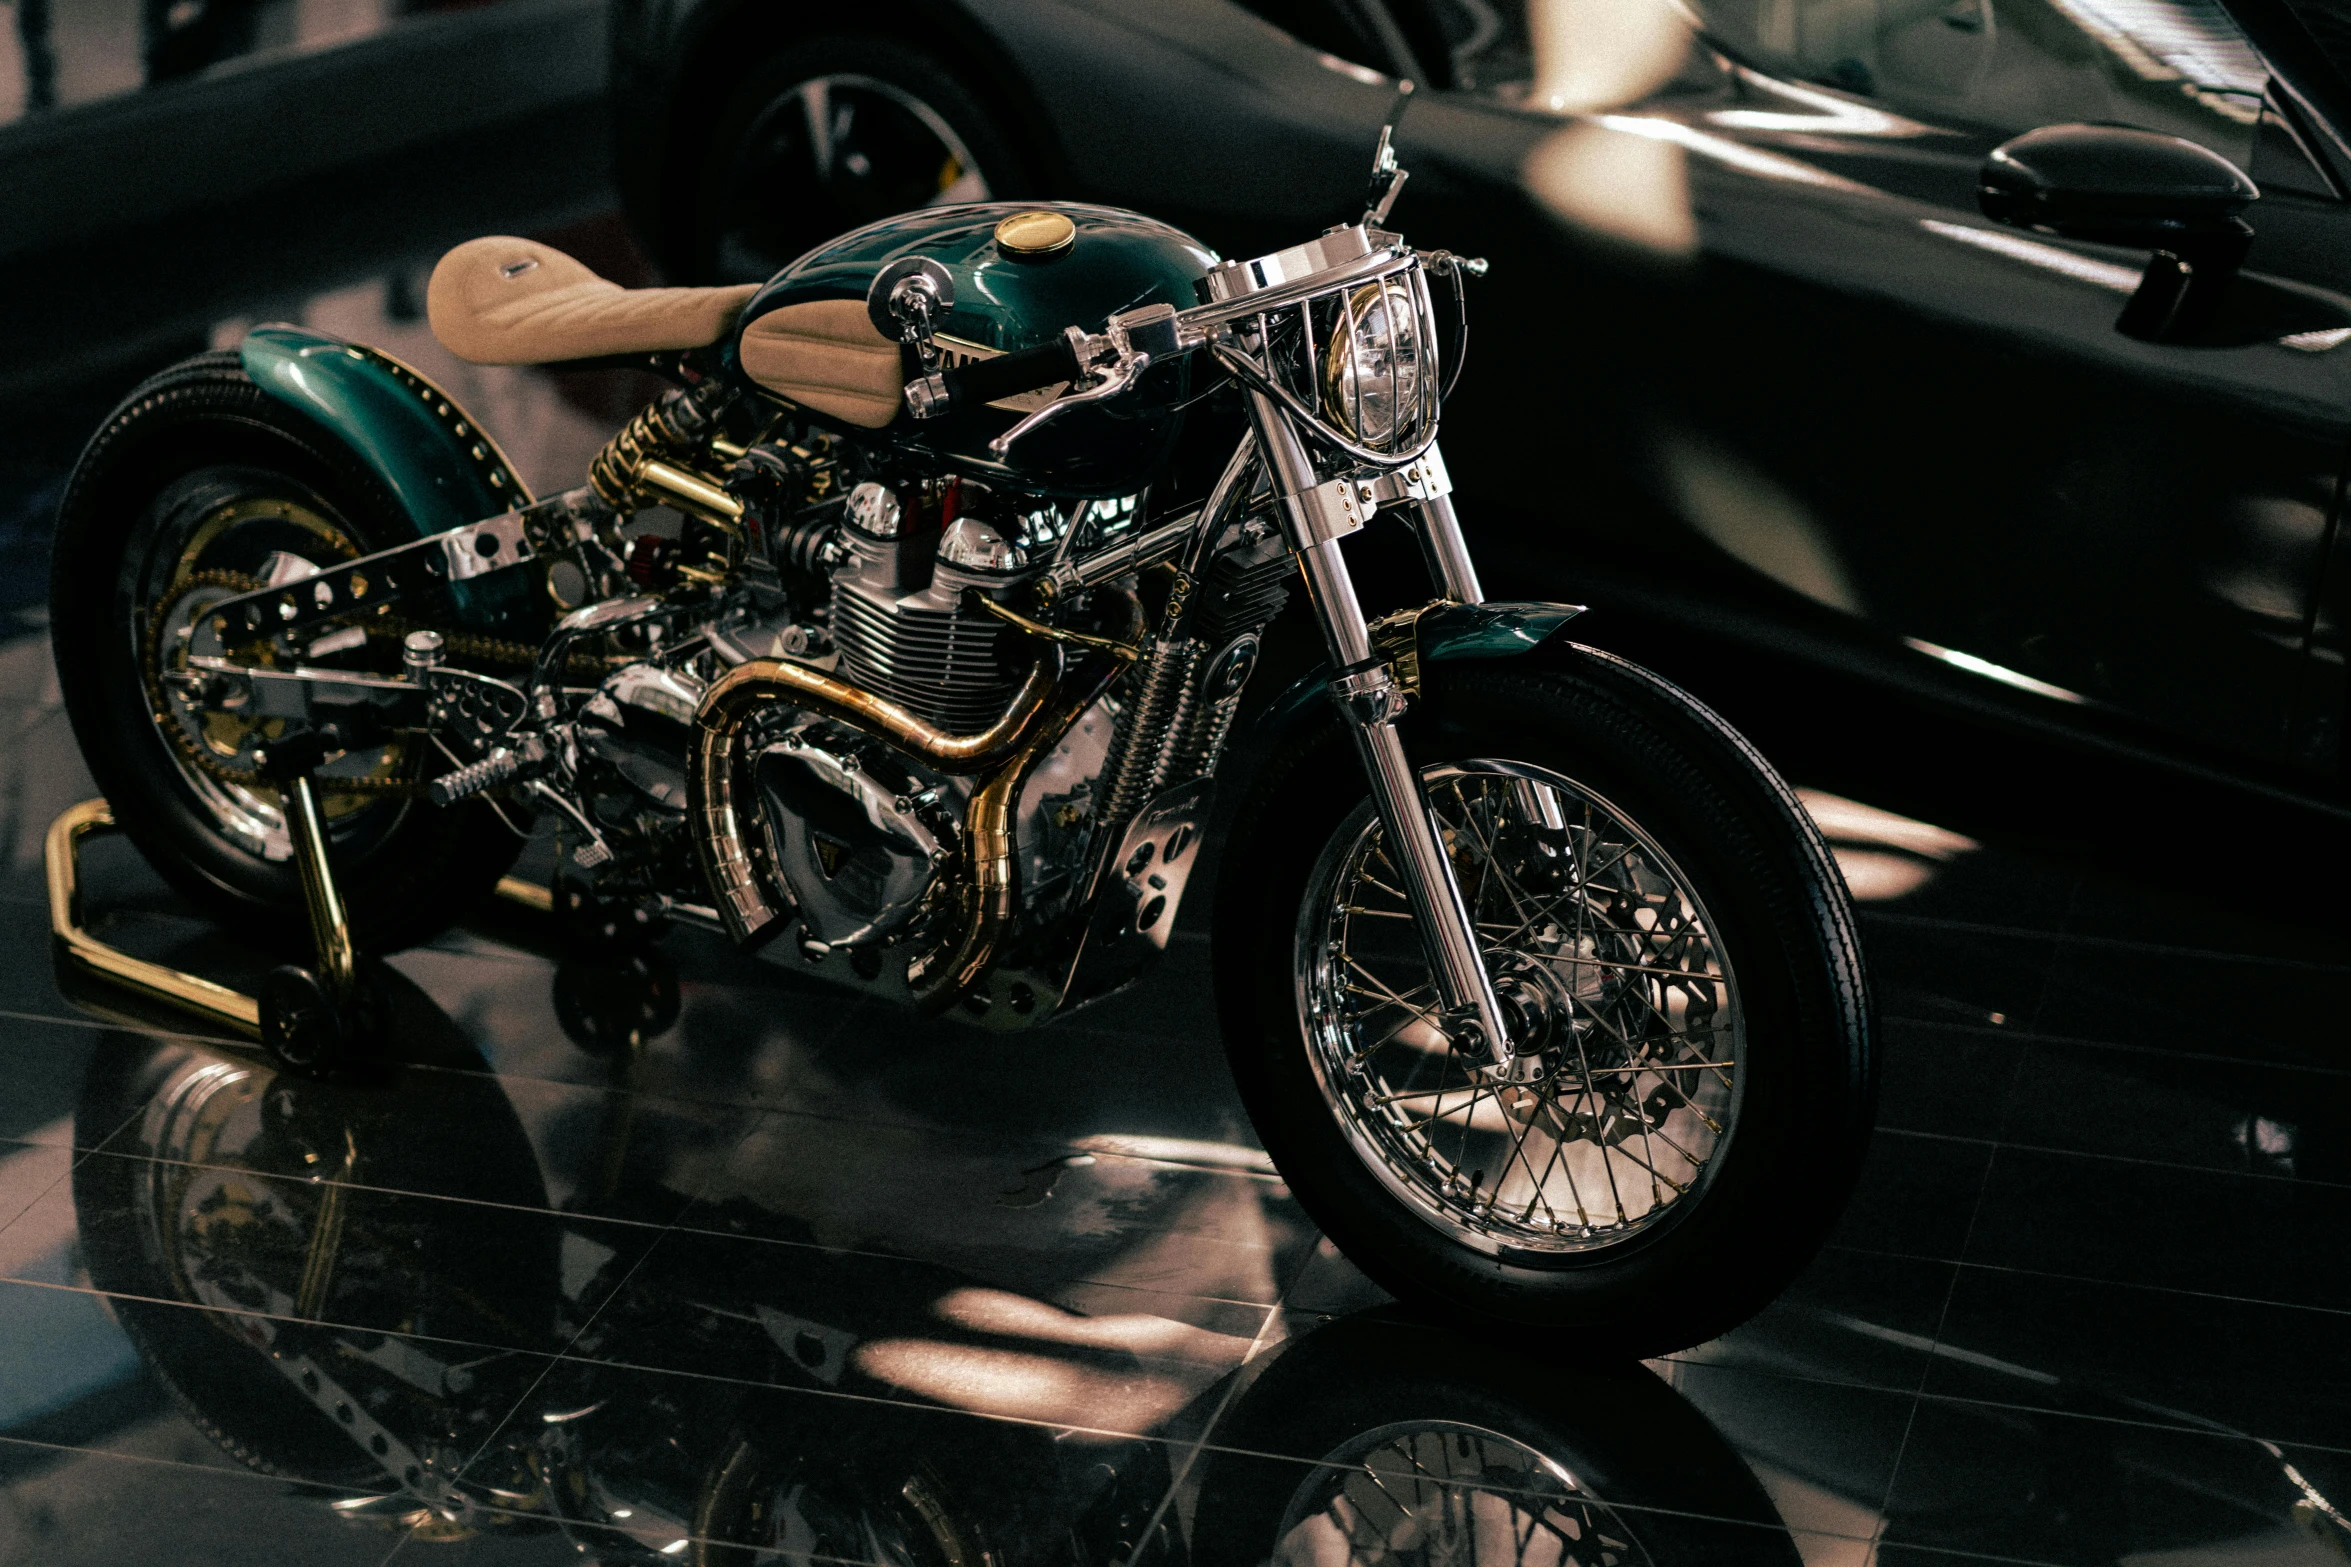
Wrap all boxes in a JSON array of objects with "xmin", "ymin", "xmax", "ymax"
[{"xmin": 1287, "ymin": 475, "xmax": 1377, "ymax": 547}]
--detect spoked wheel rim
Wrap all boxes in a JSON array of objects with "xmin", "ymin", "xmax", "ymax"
[
  {"xmin": 1296, "ymin": 760, "xmax": 1745, "ymax": 1261},
  {"xmin": 710, "ymin": 72, "xmax": 993, "ymax": 284},
  {"xmin": 1271, "ymin": 1419, "xmax": 1653, "ymax": 1566}
]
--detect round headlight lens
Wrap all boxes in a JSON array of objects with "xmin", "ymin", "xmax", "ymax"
[{"xmin": 1320, "ymin": 277, "xmax": 1429, "ymax": 450}]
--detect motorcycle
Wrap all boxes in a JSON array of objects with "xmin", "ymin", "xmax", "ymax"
[{"xmin": 48, "ymin": 113, "xmax": 1875, "ymax": 1353}]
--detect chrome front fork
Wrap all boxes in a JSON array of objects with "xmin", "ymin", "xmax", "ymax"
[{"xmin": 1243, "ymin": 394, "xmax": 1533, "ymax": 1078}]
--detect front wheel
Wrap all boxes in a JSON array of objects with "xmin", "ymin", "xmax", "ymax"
[{"xmin": 1215, "ymin": 648, "xmax": 1875, "ymax": 1355}]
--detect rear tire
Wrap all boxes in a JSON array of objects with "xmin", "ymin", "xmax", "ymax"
[
  {"xmin": 1215, "ymin": 647, "xmax": 1875, "ymax": 1356},
  {"xmin": 49, "ymin": 351, "xmax": 523, "ymax": 954}
]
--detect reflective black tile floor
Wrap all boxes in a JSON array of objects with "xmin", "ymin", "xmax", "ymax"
[{"xmin": 3, "ymin": 551, "xmax": 2350, "ymax": 1564}]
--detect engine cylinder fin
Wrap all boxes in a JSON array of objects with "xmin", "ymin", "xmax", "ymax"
[{"xmin": 830, "ymin": 573, "xmax": 1030, "ymax": 732}]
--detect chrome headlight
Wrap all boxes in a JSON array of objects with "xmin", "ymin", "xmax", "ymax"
[{"xmin": 1319, "ymin": 273, "xmax": 1437, "ymax": 454}]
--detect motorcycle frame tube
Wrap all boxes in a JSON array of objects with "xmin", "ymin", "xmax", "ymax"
[{"xmin": 1242, "ymin": 389, "xmax": 1520, "ymax": 1069}]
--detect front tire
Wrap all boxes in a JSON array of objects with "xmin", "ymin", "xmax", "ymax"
[{"xmin": 1216, "ymin": 647, "xmax": 1874, "ymax": 1355}]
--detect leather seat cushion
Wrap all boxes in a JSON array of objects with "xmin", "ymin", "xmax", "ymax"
[
  {"xmin": 737, "ymin": 299, "xmax": 905, "ymax": 429},
  {"xmin": 427, "ymin": 236, "xmax": 758, "ymax": 365}
]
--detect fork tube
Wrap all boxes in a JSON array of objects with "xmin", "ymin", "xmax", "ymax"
[
  {"xmin": 1411, "ymin": 488, "xmax": 1484, "ymax": 604},
  {"xmin": 1243, "ymin": 392, "xmax": 1519, "ymax": 1068}
]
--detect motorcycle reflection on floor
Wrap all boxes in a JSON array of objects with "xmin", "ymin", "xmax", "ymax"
[{"xmin": 69, "ymin": 970, "xmax": 1800, "ymax": 1566}]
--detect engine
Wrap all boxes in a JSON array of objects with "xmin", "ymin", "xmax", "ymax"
[{"xmin": 565, "ymin": 454, "xmax": 1287, "ymax": 1023}]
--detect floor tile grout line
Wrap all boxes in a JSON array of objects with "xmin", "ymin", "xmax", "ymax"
[
  {"xmin": 407, "ymin": 989, "xmax": 889, "ymax": 1557},
  {"xmin": 1858, "ymin": 908, "xmax": 2351, "ymax": 975},
  {"xmin": 0, "ymin": 1078, "xmax": 173, "ymax": 1256},
  {"xmin": 383, "ymin": 1045, "xmax": 1271, "ymax": 1169},
  {"xmin": 1817, "ymin": 1240, "xmax": 2351, "ymax": 1320},
  {"xmin": 11, "ymin": 1141, "xmax": 1301, "ymax": 1314},
  {"xmin": 0, "ymin": 1003, "xmax": 247, "ymax": 1049},
  {"xmin": 1120, "ymin": 1286, "xmax": 1290, "ymax": 1567},
  {"xmin": 1874, "ymin": 1012, "xmax": 2351, "ymax": 1079},
  {"xmin": 1869, "ymin": 1137, "xmax": 2003, "ymax": 1551},
  {"xmin": 14, "ymin": 1264, "xmax": 2351, "ymax": 1504},
  {"xmin": 1860, "ymin": 1124, "xmax": 2351, "ymax": 1192},
  {"xmin": 387, "ymin": 1096, "xmax": 783, "ymax": 1562}
]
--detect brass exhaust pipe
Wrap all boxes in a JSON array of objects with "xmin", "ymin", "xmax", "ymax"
[
  {"xmin": 688, "ymin": 590, "xmax": 1142, "ymax": 1012},
  {"xmin": 689, "ymin": 649, "xmax": 1064, "ymax": 947}
]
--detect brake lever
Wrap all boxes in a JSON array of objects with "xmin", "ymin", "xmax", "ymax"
[{"xmin": 986, "ymin": 343, "xmax": 1146, "ymax": 459}]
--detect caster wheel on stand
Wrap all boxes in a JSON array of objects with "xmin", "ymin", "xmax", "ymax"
[{"xmin": 259, "ymin": 963, "xmax": 370, "ymax": 1077}]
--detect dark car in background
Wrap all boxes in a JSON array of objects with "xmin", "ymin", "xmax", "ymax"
[{"xmin": 612, "ymin": 0, "xmax": 2351, "ymax": 806}]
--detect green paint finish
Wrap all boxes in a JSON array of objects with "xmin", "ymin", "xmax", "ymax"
[
  {"xmin": 741, "ymin": 203, "xmax": 1221, "ymax": 495},
  {"xmin": 239, "ymin": 325, "xmax": 540, "ymax": 630},
  {"xmin": 1416, "ymin": 601, "xmax": 1586, "ymax": 662},
  {"xmin": 1262, "ymin": 600, "xmax": 1588, "ymax": 735},
  {"xmin": 743, "ymin": 201, "xmax": 1219, "ymax": 354}
]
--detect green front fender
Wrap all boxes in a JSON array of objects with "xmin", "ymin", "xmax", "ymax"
[
  {"xmin": 238, "ymin": 324, "xmax": 544, "ymax": 633},
  {"xmin": 1255, "ymin": 599, "xmax": 1587, "ymax": 739}
]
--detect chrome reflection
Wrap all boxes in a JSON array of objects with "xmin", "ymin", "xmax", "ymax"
[{"xmin": 1903, "ymin": 636, "xmax": 2091, "ymax": 704}]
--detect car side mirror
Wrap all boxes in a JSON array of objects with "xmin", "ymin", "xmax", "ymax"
[{"xmin": 1980, "ymin": 123, "xmax": 2260, "ymax": 343}]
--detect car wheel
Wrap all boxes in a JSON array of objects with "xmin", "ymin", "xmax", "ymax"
[{"xmin": 690, "ymin": 35, "xmax": 1033, "ymax": 286}]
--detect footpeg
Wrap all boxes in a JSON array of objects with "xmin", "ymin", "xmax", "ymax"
[{"xmin": 428, "ymin": 747, "xmax": 522, "ymax": 806}]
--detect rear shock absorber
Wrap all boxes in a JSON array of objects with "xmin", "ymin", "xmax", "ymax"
[{"xmin": 587, "ymin": 380, "xmax": 736, "ymax": 512}]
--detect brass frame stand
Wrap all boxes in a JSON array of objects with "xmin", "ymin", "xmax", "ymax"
[{"xmin": 47, "ymin": 797, "xmax": 549, "ymax": 1044}]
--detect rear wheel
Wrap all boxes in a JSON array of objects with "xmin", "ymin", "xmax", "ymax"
[
  {"xmin": 1216, "ymin": 649, "xmax": 1875, "ymax": 1355},
  {"xmin": 689, "ymin": 35, "xmax": 1031, "ymax": 285},
  {"xmin": 49, "ymin": 351, "xmax": 522, "ymax": 953}
]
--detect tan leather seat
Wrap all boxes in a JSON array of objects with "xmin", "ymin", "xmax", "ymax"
[
  {"xmin": 427, "ymin": 235, "xmax": 907, "ymax": 429},
  {"xmin": 736, "ymin": 299, "xmax": 905, "ymax": 429},
  {"xmin": 427, "ymin": 236, "xmax": 758, "ymax": 366}
]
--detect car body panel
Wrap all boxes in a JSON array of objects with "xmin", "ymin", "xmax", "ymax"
[{"xmin": 613, "ymin": 0, "xmax": 2351, "ymax": 798}]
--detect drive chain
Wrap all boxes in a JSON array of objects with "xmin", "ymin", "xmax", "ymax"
[{"xmin": 139, "ymin": 570, "xmax": 601, "ymax": 800}]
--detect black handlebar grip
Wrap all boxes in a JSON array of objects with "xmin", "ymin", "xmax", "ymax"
[{"xmin": 939, "ymin": 339, "xmax": 1080, "ymax": 410}]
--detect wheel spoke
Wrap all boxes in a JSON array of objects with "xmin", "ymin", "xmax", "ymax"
[{"xmin": 1306, "ymin": 763, "xmax": 1740, "ymax": 1257}]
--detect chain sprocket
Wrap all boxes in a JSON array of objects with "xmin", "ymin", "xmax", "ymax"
[{"xmin": 141, "ymin": 570, "xmax": 565, "ymax": 800}]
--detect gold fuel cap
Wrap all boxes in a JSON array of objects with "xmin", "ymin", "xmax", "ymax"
[{"xmin": 994, "ymin": 209, "xmax": 1076, "ymax": 259}]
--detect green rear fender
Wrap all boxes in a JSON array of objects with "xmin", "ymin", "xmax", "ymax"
[{"xmin": 238, "ymin": 324, "xmax": 545, "ymax": 633}]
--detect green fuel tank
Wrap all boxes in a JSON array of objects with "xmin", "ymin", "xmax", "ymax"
[{"xmin": 738, "ymin": 202, "xmax": 1218, "ymax": 498}]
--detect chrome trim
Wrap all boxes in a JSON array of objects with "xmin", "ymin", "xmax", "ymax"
[
  {"xmin": 1243, "ymin": 389, "xmax": 1518, "ymax": 1069},
  {"xmin": 1202, "ymin": 225, "xmax": 1384, "ymax": 302},
  {"xmin": 1045, "ymin": 506, "xmax": 1201, "ymax": 595},
  {"xmin": 1288, "ymin": 474, "xmax": 1375, "ymax": 547},
  {"xmin": 282, "ymin": 775, "xmax": 357, "ymax": 1003}
]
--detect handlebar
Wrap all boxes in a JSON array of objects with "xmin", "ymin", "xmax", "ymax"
[
  {"xmin": 926, "ymin": 338, "xmax": 1081, "ymax": 413},
  {"xmin": 898, "ymin": 236, "xmax": 1485, "ymax": 453}
]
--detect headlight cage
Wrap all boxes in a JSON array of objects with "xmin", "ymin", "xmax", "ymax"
[{"xmin": 1226, "ymin": 258, "xmax": 1449, "ymax": 470}]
